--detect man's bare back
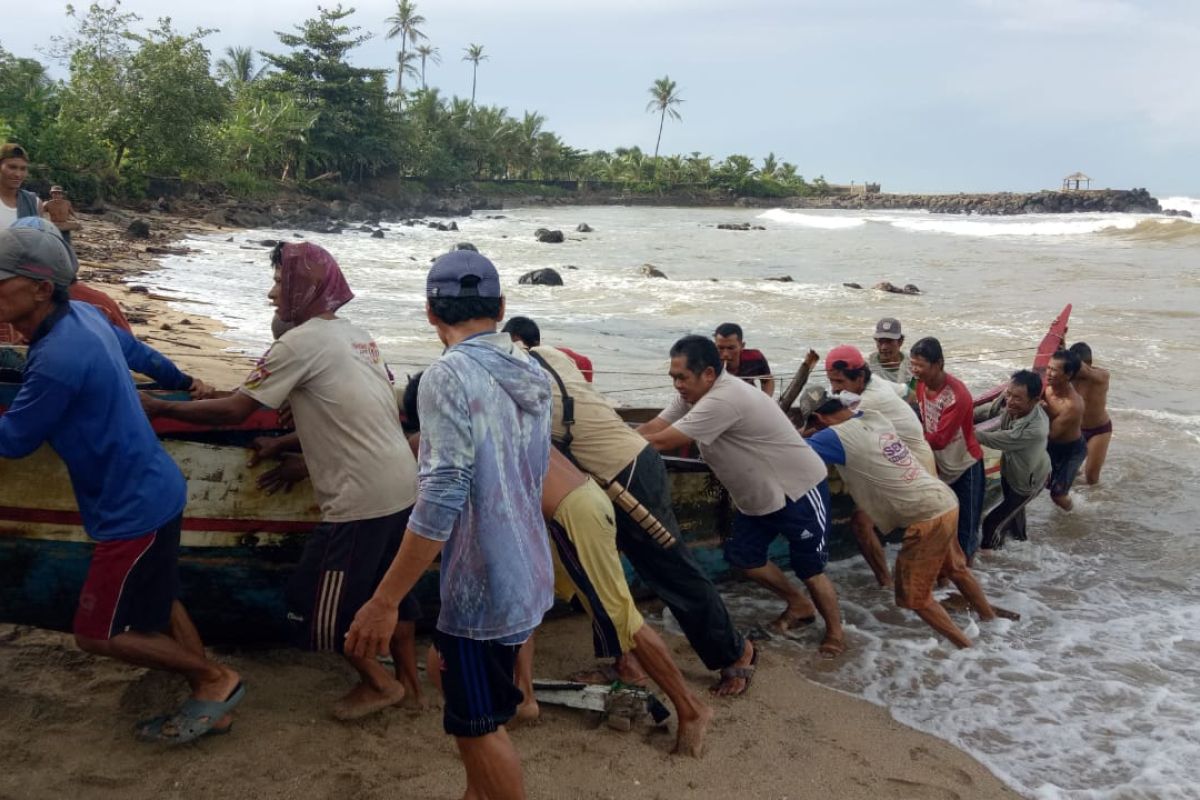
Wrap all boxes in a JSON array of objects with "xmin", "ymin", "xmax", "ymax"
[
  {"xmin": 1072, "ymin": 363, "xmax": 1110, "ymax": 429},
  {"xmin": 542, "ymin": 448, "xmax": 588, "ymax": 518}
]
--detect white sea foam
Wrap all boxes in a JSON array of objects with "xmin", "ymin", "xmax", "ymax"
[
  {"xmin": 757, "ymin": 208, "xmax": 869, "ymax": 229},
  {"xmin": 1159, "ymin": 195, "xmax": 1200, "ymax": 218}
]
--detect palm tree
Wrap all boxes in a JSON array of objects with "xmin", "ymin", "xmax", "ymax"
[
  {"xmin": 384, "ymin": 0, "xmax": 427, "ymax": 96},
  {"xmin": 463, "ymin": 43, "xmax": 488, "ymax": 108},
  {"xmin": 414, "ymin": 43, "xmax": 440, "ymax": 88},
  {"xmin": 215, "ymin": 45, "xmax": 266, "ymax": 87},
  {"xmin": 645, "ymin": 75, "xmax": 683, "ymax": 165}
]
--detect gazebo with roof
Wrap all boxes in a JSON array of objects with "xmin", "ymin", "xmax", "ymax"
[{"xmin": 1062, "ymin": 171, "xmax": 1092, "ymax": 191}]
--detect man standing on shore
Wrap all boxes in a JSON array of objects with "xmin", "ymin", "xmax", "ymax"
[
  {"xmin": 504, "ymin": 321, "xmax": 760, "ymax": 696},
  {"xmin": 909, "ymin": 337, "xmax": 986, "ymax": 562},
  {"xmin": 1069, "ymin": 342, "xmax": 1112, "ymax": 485},
  {"xmin": 142, "ymin": 242, "xmax": 423, "ymax": 719},
  {"xmin": 347, "ymin": 251, "xmax": 554, "ymax": 800},
  {"xmin": 1042, "ymin": 349, "xmax": 1087, "ymax": 511},
  {"xmin": 0, "ymin": 225, "xmax": 243, "ymax": 743},
  {"xmin": 800, "ymin": 388, "xmax": 998, "ymax": 648},
  {"xmin": 825, "ymin": 343, "xmax": 935, "ymax": 587},
  {"xmin": 0, "ymin": 143, "xmax": 41, "ymax": 226},
  {"xmin": 713, "ymin": 322, "xmax": 774, "ymax": 395},
  {"xmin": 640, "ymin": 335, "xmax": 845, "ymax": 658},
  {"xmin": 974, "ymin": 370, "xmax": 1051, "ymax": 549},
  {"xmin": 43, "ymin": 186, "xmax": 80, "ymax": 242},
  {"xmin": 868, "ymin": 317, "xmax": 914, "ymax": 390}
]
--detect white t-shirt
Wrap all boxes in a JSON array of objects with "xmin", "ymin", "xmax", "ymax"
[
  {"xmin": 0, "ymin": 202, "xmax": 18, "ymax": 229},
  {"xmin": 860, "ymin": 377, "xmax": 937, "ymax": 476},
  {"xmin": 660, "ymin": 370, "xmax": 827, "ymax": 516},
  {"xmin": 240, "ymin": 317, "xmax": 417, "ymax": 522},
  {"xmin": 815, "ymin": 409, "xmax": 957, "ymax": 532}
]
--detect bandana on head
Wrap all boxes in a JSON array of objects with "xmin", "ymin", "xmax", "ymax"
[{"xmin": 276, "ymin": 242, "xmax": 353, "ymax": 323}]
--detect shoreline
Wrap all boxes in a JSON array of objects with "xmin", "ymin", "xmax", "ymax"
[{"xmin": 9, "ymin": 209, "xmax": 1031, "ymax": 798}]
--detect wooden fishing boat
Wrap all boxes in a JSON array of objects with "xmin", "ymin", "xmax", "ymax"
[{"xmin": 0, "ymin": 305, "xmax": 1070, "ymax": 641}]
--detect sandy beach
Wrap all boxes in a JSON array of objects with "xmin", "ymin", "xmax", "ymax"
[{"xmin": 0, "ymin": 209, "xmax": 1023, "ymax": 800}]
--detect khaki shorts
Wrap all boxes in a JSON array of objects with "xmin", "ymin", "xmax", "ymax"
[
  {"xmin": 550, "ymin": 479, "xmax": 644, "ymax": 654},
  {"xmin": 894, "ymin": 507, "xmax": 967, "ymax": 610}
]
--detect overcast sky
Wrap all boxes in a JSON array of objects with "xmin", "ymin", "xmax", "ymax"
[{"xmin": 9, "ymin": 0, "xmax": 1199, "ymax": 194}]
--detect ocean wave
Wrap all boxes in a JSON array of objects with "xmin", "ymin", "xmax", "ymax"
[
  {"xmin": 1159, "ymin": 195, "xmax": 1200, "ymax": 218},
  {"xmin": 889, "ymin": 215, "xmax": 1144, "ymax": 238},
  {"xmin": 758, "ymin": 209, "xmax": 868, "ymax": 229},
  {"xmin": 1098, "ymin": 218, "xmax": 1200, "ymax": 242}
]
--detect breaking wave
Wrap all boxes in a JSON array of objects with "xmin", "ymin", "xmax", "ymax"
[{"xmin": 1099, "ymin": 217, "xmax": 1200, "ymax": 242}]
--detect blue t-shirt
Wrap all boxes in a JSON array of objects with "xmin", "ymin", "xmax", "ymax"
[{"xmin": 0, "ymin": 302, "xmax": 190, "ymax": 541}]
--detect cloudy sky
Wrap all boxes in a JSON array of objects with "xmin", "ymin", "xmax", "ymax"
[{"xmin": 10, "ymin": 0, "xmax": 1199, "ymax": 194}]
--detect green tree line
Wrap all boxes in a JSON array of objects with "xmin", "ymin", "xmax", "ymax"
[{"xmin": 0, "ymin": 2, "xmax": 826, "ymax": 203}]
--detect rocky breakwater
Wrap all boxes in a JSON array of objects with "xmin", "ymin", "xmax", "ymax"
[{"xmin": 783, "ymin": 188, "xmax": 1187, "ymax": 216}]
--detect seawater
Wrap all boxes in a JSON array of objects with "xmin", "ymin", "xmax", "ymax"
[{"xmin": 150, "ymin": 203, "xmax": 1200, "ymax": 799}]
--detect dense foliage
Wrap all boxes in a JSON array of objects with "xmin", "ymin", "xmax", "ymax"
[{"xmin": 0, "ymin": 2, "xmax": 825, "ymax": 202}]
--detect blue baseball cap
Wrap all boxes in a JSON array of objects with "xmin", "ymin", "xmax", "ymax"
[{"xmin": 426, "ymin": 250, "xmax": 502, "ymax": 298}]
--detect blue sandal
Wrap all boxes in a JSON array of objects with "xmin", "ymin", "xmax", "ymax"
[{"xmin": 135, "ymin": 683, "xmax": 246, "ymax": 744}]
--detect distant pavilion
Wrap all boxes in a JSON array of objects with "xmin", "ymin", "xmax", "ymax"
[{"xmin": 1062, "ymin": 171, "xmax": 1092, "ymax": 191}]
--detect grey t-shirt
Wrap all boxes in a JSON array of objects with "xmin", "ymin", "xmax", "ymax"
[
  {"xmin": 975, "ymin": 402, "xmax": 1052, "ymax": 495},
  {"xmin": 660, "ymin": 370, "xmax": 828, "ymax": 516},
  {"xmin": 868, "ymin": 351, "xmax": 914, "ymax": 386}
]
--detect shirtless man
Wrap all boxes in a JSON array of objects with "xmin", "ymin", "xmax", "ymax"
[
  {"xmin": 401, "ymin": 373, "xmax": 712, "ymax": 756},
  {"xmin": 1042, "ymin": 349, "xmax": 1087, "ymax": 511},
  {"xmin": 43, "ymin": 186, "xmax": 80, "ymax": 242},
  {"xmin": 1069, "ymin": 342, "xmax": 1111, "ymax": 485}
]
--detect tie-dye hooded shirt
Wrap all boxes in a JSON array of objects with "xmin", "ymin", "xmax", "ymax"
[{"xmin": 408, "ymin": 332, "xmax": 554, "ymax": 642}]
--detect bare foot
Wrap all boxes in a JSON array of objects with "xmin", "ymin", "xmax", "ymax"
[
  {"xmin": 510, "ymin": 698, "xmax": 541, "ymax": 728},
  {"xmin": 332, "ymin": 679, "xmax": 406, "ymax": 721},
  {"xmin": 818, "ymin": 635, "xmax": 846, "ymax": 660},
  {"xmin": 769, "ymin": 609, "xmax": 817, "ymax": 635},
  {"xmin": 673, "ymin": 703, "xmax": 714, "ymax": 758}
]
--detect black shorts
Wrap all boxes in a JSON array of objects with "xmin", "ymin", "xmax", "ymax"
[
  {"xmin": 725, "ymin": 482, "xmax": 831, "ymax": 580},
  {"xmin": 74, "ymin": 514, "xmax": 182, "ymax": 640},
  {"xmin": 434, "ymin": 630, "xmax": 525, "ymax": 738},
  {"xmin": 1047, "ymin": 438, "xmax": 1087, "ymax": 498},
  {"xmin": 286, "ymin": 507, "xmax": 421, "ymax": 653}
]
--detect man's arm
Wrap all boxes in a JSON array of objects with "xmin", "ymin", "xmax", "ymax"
[
  {"xmin": 0, "ymin": 372, "xmax": 74, "ymax": 459},
  {"xmin": 976, "ymin": 419, "xmax": 1043, "ymax": 451},
  {"xmin": 141, "ymin": 389, "xmax": 263, "ymax": 427},
  {"xmin": 925, "ymin": 386, "xmax": 972, "ymax": 450},
  {"xmin": 636, "ymin": 416, "xmax": 671, "ymax": 436},
  {"xmin": 805, "ymin": 428, "xmax": 847, "ymax": 466},
  {"xmin": 112, "ymin": 326, "xmax": 200, "ymax": 393},
  {"xmin": 1046, "ymin": 396, "xmax": 1083, "ymax": 441},
  {"xmin": 760, "ymin": 376, "xmax": 776, "ymax": 396},
  {"xmin": 640, "ymin": 423, "xmax": 694, "ymax": 452}
]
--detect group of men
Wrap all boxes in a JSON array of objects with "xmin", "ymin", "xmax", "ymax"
[{"xmin": 0, "ymin": 208, "xmax": 1113, "ymax": 798}]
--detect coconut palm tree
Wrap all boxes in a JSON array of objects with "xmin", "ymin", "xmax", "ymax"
[
  {"xmin": 645, "ymin": 75, "xmax": 683, "ymax": 165},
  {"xmin": 415, "ymin": 43, "xmax": 440, "ymax": 88},
  {"xmin": 463, "ymin": 43, "xmax": 487, "ymax": 108},
  {"xmin": 215, "ymin": 45, "xmax": 266, "ymax": 87},
  {"xmin": 384, "ymin": 0, "xmax": 426, "ymax": 96}
]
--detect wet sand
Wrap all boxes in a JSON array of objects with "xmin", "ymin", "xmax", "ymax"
[
  {"xmin": 0, "ymin": 614, "xmax": 1020, "ymax": 800},
  {"xmin": 2, "ymin": 209, "xmax": 1023, "ymax": 799}
]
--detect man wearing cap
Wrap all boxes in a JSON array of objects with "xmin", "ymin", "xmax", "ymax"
[
  {"xmin": 909, "ymin": 337, "xmax": 986, "ymax": 562},
  {"xmin": 0, "ymin": 143, "xmax": 41, "ymax": 228},
  {"xmin": 346, "ymin": 250, "xmax": 554, "ymax": 799},
  {"xmin": 504, "ymin": 316, "xmax": 759, "ymax": 698},
  {"xmin": 713, "ymin": 322, "xmax": 774, "ymax": 395},
  {"xmin": 142, "ymin": 242, "xmax": 424, "ymax": 720},
  {"xmin": 0, "ymin": 224, "xmax": 244, "ymax": 743},
  {"xmin": 640, "ymin": 335, "xmax": 845, "ymax": 658},
  {"xmin": 869, "ymin": 317, "xmax": 915, "ymax": 391},
  {"xmin": 800, "ymin": 387, "xmax": 999, "ymax": 648},
  {"xmin": 973, "ymin": 370, "xmax": 1051, "ymax": 549},
  {"xmin": 43, "ymin": 185, "xmax": 80, "ymax": 242},
  {"xmin": 824, "ymin": 344, "xmax": 937, "ymax": 586}
]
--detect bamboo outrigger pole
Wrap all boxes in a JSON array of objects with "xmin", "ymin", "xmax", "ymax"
[{"xmin": 778, "ymin": 349, "xmax": 820, "ymax": 413}]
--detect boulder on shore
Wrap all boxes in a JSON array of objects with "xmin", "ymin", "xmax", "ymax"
[
  {"xmin": 639, "ymin": 264, "xmax": 668, "ymax": 279},
  {"xmin": 535, "ymin": 228, "xmax": 565, "ymax": 243},
  {"xmin": 126, "ymin": 219, "xmax": 151, "ymax": 239},
  {"xmin": 576, "ymin": 223, "xmax": 594, "ymax": 233},
  {"xmin": 518, "ymin": 268, "xmax": 564, "ymax": 286}
]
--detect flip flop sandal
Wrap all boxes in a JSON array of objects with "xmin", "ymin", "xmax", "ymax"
[
  {"xmin": 711, "ymin": 643, "xmax": 759, "ymax": 698},
  {"xmin": 136, "ymin": 682, "xmax": 246, "ymax": 745}
]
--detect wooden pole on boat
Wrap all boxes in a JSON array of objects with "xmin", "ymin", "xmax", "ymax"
[{"xmin": 778, "ymin": 349, "xmax": 820, "ymax": 413}]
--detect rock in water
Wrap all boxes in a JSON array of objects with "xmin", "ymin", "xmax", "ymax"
[
  {"xmin": 639, "ymin": 264, "xmax": 668, "ymax": 279},
  {"xmin": 902, "ymin": 283, "xmax": 921, "ymax": 295},
  {"xmin": 518, "ymin": 268, "xmax": 564, "ymax": 286},
  {"xmin": 576, "ymin": 223, "xmax": 594, "ymax": 233},
  {"xmin": 535, "ymin": 228, "xmax": 565, "ymax": 243},
  {"xmin": 371, "ymin": 229, "xmax": 385, "ymax": 239},
  {"xmin": 843, "ymin": 282, "xmax": 863, "ymax": 289},
  {"xmin": 126, "ymin": 219, "xmax": 151, "ymax": 239},
  {"xmin": 717, "ymin": 222, "xmax": 752, "ymax": 231},
  {"xmin": 766, "ymin": 275, "xmax": 794, "ymax": 283},
  {"xmin": 455, "ymin": 242, "xmax": 479, "ymax": 252}
]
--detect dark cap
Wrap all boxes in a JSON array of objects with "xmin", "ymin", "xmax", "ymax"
[
  {"xmin": 0, "ymin": 143, "xmax": 29, "ymax": 162},
  {"xmin": 426, "ymin": 250, "xmax": 502, "ymax": 298},
  {"xmin": 796, "ymin": 386, "xmax": 861, "ymax": 423},
  {"xmin": 0, "ymin": 226, "xmax": 76, "ymax": 288},
  {"xmin": 874, "ymin": 317, "xmax": 903, "ymax": 340}
]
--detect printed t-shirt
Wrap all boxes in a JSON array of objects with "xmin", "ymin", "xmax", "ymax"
[
  {"xmin": 732, "ymin": 348, "xmax": 771, "ymax": 381},
  {"xmin": 860, "ymin": 377, "xmax": 936, "ymax": 475},
  {"xmin": 659, "ymin": 369, "xmax": 827, "ymax": 516},
  {"xmin": 807, "ymin": 410, "xmax": 957, "ymax": 532},
  {"xmin": 530, "ymin": 345, "xmax": 646, "ymax": 482},
  {"xmin": 240, "ymin": 316, "xmax": 417, "ymax": 523},
  {"xmin": 917, "ymin": 372, "xmax": 983, "ymax": 483}
]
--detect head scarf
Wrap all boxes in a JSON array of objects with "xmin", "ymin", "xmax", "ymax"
[{"xmin": 274, "ymin": 242, "xmax": 353, "ymax": 323}]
